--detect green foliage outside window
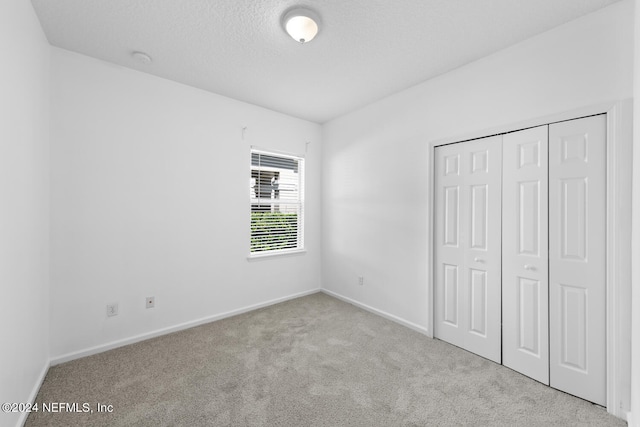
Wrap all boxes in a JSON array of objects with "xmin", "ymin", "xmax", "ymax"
[{"xmin": 251, "ymin": 212, "xmax": 298, "ymax": 252}]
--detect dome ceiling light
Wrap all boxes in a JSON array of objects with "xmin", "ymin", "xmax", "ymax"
[{"xmin": 282, "ymin": 8, "xmax": 320, "ymax": 44}]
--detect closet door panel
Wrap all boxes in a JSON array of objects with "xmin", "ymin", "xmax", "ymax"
[
  {"xmin": 464, "ymin": 138, "xmax": 502, "ymax": 362},
  {"xmin": 435, "ymin": 146, "xmax": 465, "ymax": 345},
  {"xmin": 435, "ymin": 136, "xmax": 502, "ymax": 363},
  {"xmin": 549, "ymin": 115, "xmax": 606, "ymax": 406},
  {"xmin": 436, "ymin": 147, "xmax": 464, "ymax": 342},
  {"xmin": 502, "ymin": 126, "xmax": 549, "ymax": 384}
]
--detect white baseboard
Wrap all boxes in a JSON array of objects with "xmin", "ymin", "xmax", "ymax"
[
  {"xmin": 321, "ymin": 289, "xmax": 431, "ymax": 337},
  {"xmin": 17, "ymin": 359, "xmax": 50, "ymax": 427},
  {"xmin": 50, "ymin": 288, "xmax": 321, "ymax": 366}
]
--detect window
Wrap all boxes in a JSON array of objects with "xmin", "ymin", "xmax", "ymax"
[{"xmin": 250, "ymin": 149, "xmax": 304, "ymax": 255}]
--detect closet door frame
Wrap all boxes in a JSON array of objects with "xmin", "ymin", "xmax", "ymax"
[{"xmin": 426, "ymin": 100, "xmax": 632, "ymax": 419}]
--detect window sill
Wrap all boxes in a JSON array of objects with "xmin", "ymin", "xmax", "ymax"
[{"xmin": 247, "ymin": 249, "xmax": 307, "ymax": 261}]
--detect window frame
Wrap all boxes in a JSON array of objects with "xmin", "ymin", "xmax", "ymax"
[{"xmin": 248, "ymin": 147, "xmax": 305, "ymax": 258}]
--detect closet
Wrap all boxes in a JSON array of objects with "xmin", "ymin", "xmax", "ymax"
[{"xmin": 434, "ymin": 115, "xmax": 606, "ymax": 406}]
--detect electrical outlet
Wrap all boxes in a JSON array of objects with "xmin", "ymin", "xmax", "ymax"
[
  {"xmin": 146, "ymin": 296, "xmax": 155, "ymax": 309},
  {"xmin": 106, "ymin": 303, "xmax": 118, "ymax": 317},
  {"xmin": 358, "ymin": 276, "xmax": 364, "ymax": 286}
]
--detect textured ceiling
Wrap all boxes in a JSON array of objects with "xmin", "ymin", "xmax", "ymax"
[{"xmin": 31, "ymin": 0, "xmax": 621, "ymax": 123}]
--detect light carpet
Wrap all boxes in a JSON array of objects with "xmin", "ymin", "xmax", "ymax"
[{"xmin": 26, "ymin": 292, "xmax": 624, "ymax": 426}]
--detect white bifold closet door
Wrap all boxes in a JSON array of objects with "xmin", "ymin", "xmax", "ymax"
[
  {"xmin": 501, "ymin": 117, "xmax": 606, "ymax": 402},
  {"xmin": 548, "ymin": 115, "xmax": 606, "ymax": 406},
  {"xmin": 434, "ymin": 136, "xmax": 502, "ymax": 363},
  {"xmin": 434, "ymin": 115, "xmax": 606, "ymax": 405},
  {"xmin": 502, "ymin": 125, "xmax": 550, "ymax": 385}
]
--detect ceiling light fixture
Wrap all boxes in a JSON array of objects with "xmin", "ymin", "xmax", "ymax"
[{"xmin": 282, "ymin": 8, "xmax": 320, "ymax": 44}]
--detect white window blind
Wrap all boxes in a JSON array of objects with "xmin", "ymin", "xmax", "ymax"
[{"xmin": 250, "ymin": 149, "xmax": 305, "ymax": 255}]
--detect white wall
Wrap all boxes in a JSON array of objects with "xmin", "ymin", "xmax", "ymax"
[
  {"xmin": 322, "ymin": 0, "xmax": 634, "ymax": 408},
  {"xmin": 0, "ymin": 1, "xmax": 50, "ymax": 426},
  {"xmin": 630, "ymin": 0, "xmax": 640, "ymax": 424},
  {"xmin": 49, "ymin": 49, "xmax": 322, "ymax": 361}
]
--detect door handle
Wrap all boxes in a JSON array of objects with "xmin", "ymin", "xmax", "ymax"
[
  {"xmin": 474, "ymin": 257, "xmax": 485, "ymax": 263},
  {"xmin": 524, "ymin": 264, "xmax": 536, "ymax": 271}
]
